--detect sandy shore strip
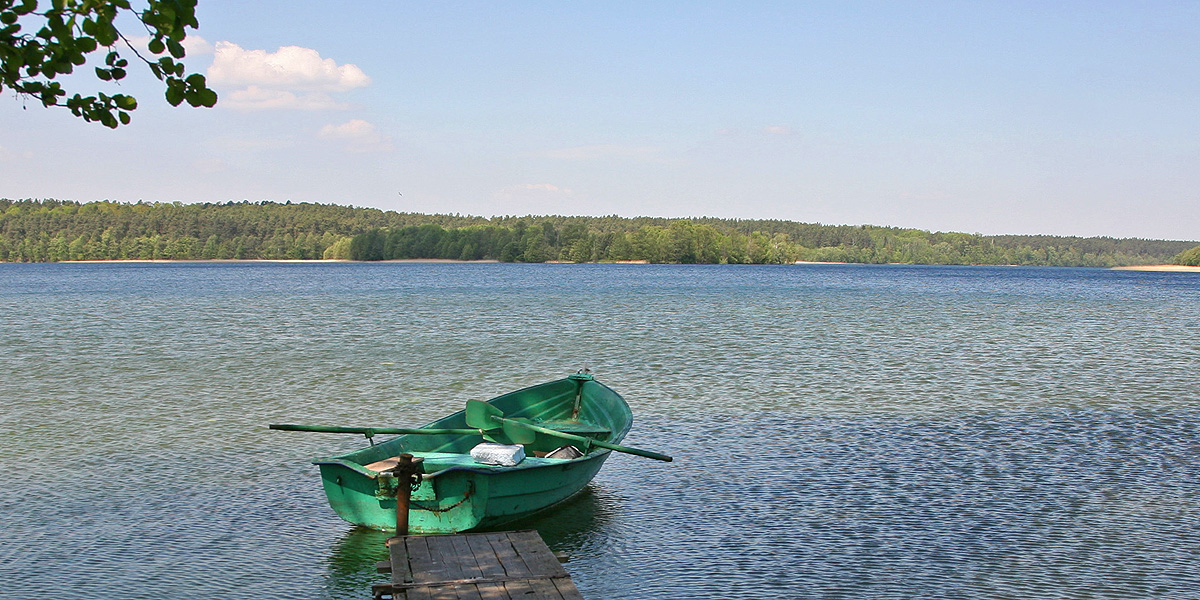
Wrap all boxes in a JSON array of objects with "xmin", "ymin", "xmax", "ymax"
[{"xmin": 1112, "ymin": 264, "xmax": 1200, "ymax": 273}]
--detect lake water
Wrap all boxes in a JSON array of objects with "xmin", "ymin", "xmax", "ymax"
[{"xmin": 2, "ymin": 262, "xmax": 1199, "ymax": 599}]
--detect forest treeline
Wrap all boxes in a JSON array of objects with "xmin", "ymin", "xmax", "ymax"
[{"xmin": 2, "ymin": 198, "xmax": 1197, "ymax": 267}]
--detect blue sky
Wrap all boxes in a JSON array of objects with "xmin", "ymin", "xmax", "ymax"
[{"xmin": 2, "ymin": 1, "xmax": 1198, "ymax": 240}]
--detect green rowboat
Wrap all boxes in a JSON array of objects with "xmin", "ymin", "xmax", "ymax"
[{"xmin": 274, "ymin": 373, "xmax": 668, "ymax": 533}]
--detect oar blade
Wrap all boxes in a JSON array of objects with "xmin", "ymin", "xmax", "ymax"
[
  {"xmin": 502, "ymin": 418, "xmax": 537, "ymax": 444},
  {"xmin": 465, "ymin": 400, "xmax": 503, "ymax": 431}
]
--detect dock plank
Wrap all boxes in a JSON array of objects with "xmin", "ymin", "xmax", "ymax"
[
  {"xmin": 387, "ymin": 538, "xmax": 414, "ymax": 583},
  {"xmin": 425, "ymin": 535, "xmax": 468, "ymax": 582},
  {"xmin": 449, "ymin": 533, "xmax": 486, "ymax": 582},
  {"xmin": 507, "ymin": 531, "xmax": 568, "ymax": 577},
  {"xmin": 465, "ymin": 533, "xmax": 507, "ymax": 580},
  {"xmin": 486, "ymin": 533, "xmax": 531, "ymax": 579},
  {"xmin": 474, "ymin": 582, "xmax": 508, "ymax": 600},
  {"xmin": 376, "ymin": 530, "xmax": 583, "ymax": 600},
  {"xmin": 550, "ymin": 577, "xmax": 585, "ymax": 600}
]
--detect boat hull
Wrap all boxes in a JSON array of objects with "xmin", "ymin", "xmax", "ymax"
[{"xmin": 311, "ymin": 374, "xmax": 632, "ymax": 533}]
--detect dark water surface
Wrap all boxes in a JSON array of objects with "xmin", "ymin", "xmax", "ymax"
[{"xmin": 2, "ymin": 263, "xmax": 1198, "ymax": 599}]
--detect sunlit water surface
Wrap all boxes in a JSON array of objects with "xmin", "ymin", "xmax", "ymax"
[{"xmin": 2, "ymin": 263, "xmax": 1199, "ymax": 599}]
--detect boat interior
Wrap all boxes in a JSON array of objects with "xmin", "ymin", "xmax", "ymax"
[{"xmin": 359, "ymin": 419, "xmax": 612, "ymax": 476}]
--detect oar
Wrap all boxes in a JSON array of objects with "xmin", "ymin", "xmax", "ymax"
[
  {"xmin": 269, "ymin": 424, "xmax": 481, "ymax": 436},
  {"xmin": 464, "ymin": 400, "xmax": 673, "ymax": 462}
]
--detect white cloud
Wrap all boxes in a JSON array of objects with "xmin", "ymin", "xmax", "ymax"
[
  {"xmin": 542, "ymin": 144, "xmax": 662, "ymax": 161},
  {"xmin": 317, "ymin": 119, "xmax": 393, "ymax": 153},
  {"xmin": 762, "ymin": 125, "xmax": 793, "ymax": 135},
  {"xmin": 208, "ymin": 42, "xmax": 370, "ymax": 92},
  {"xmin": 205, "ymin": 42, "xmax": 370, "ymax": 112},
  {"xmin": 184, "ymin": 36, "xmax": 215, "ymax": 55}
]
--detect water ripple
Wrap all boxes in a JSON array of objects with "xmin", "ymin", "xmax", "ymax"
[{"xmin": 2, "ymin": 263, "xmax": 1199, "ymax": 599}]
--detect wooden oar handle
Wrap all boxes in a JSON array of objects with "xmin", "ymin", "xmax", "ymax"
[{"xmin": 268, "ymin": 424, "xmax": 480, "ymax": 436}]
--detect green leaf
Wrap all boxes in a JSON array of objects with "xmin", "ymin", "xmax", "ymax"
[
  {"xmin": 4, "ymin": 0, "xmax": 210, "ymax": 127},
  {"xmin": 94, "ymin": 23, "xmax": 118, "ymax": 46},
  {"xmin": 164, "ymin": 82, "xmax": 183, "ymax": 106},
  {"xmin": 13, "ymin": 0, "xmax": 36, "ymax": 16},
  {"xmin": 197, "ymin": 88, "xmax": 217, "ymax": 107}
]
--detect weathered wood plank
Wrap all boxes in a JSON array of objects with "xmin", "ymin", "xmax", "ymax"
[
  {"xmin": 387, "ymin": 537, "xmax": 414, "ymax": 583},
  {"xmin": 474, "ymin": 582, "xmax": 510, "ymax": 600},
  {"xmin": 425, "ymin": 534, "xmax": 469, "ymax": 582},
  {"xmin": 525, "ymin": 577, "xmax": 566, "ymax": 600},
  {"xmin": 426, "ymin": 585, "xmax": 458, "ymax": 600},
  {"xmin": 465, "ymin": 532, "xmax": 507, "ymax": 579},
  {"xmin": 507, "ymin": 531, "xmax": 568, "ymax": 578},
  {"xmin": 551, "ymin": 576, "xmax": 584, "ymax": 600},
  {"xmin": 448, "ymin": 532, "xmax": 486, "ymax": 582},
  {"xmin": 380, "ymin": 531, "xmax": 583, "ymax": 600},
  {"xmin": 404, "ymin": 585, "xmax": 435, "ymax": 600},
  {"xmin": 502, "ymin": 580, "xmax": 536, "ymax": 598},
  {"xmin": 486, "ymin": 534, "xmax": 531, "ymax": 579},
  {"xmin": 386, "ymin": 575, "xmax": 576, "ymax": 590},
  {"xmin": 404, "ymin": 536, "xmax": 440, "ymax": 584},
  {"xmin": 448, "ymin": 583, "xmax": 485, "ymax": 600}
]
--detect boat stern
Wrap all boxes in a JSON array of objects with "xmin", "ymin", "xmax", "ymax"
[{"xmin": 315, "ymin": 459, "xmax": 488, "ymax": 534}]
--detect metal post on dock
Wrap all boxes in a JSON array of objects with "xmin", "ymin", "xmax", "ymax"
[{"xmin": 387, "ymin": 453, "xmax": 422, "ymax": 536}]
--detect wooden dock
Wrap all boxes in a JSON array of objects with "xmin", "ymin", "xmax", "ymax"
[{"xmin": 373, "ymin": 530, "xmax": 585, "ymax": 600}]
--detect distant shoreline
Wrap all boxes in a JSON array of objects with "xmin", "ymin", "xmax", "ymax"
[
  {"xmin": 31, "ymin": 260, "xmax": 1200, "ymax": 271},
  {"xmin": 58, "ymin": 258, "xmax": 501, "ymax": 264},
  {"xmin": 1111, "ymin": 265, "xmax": 1200, "ymax": 273}
]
